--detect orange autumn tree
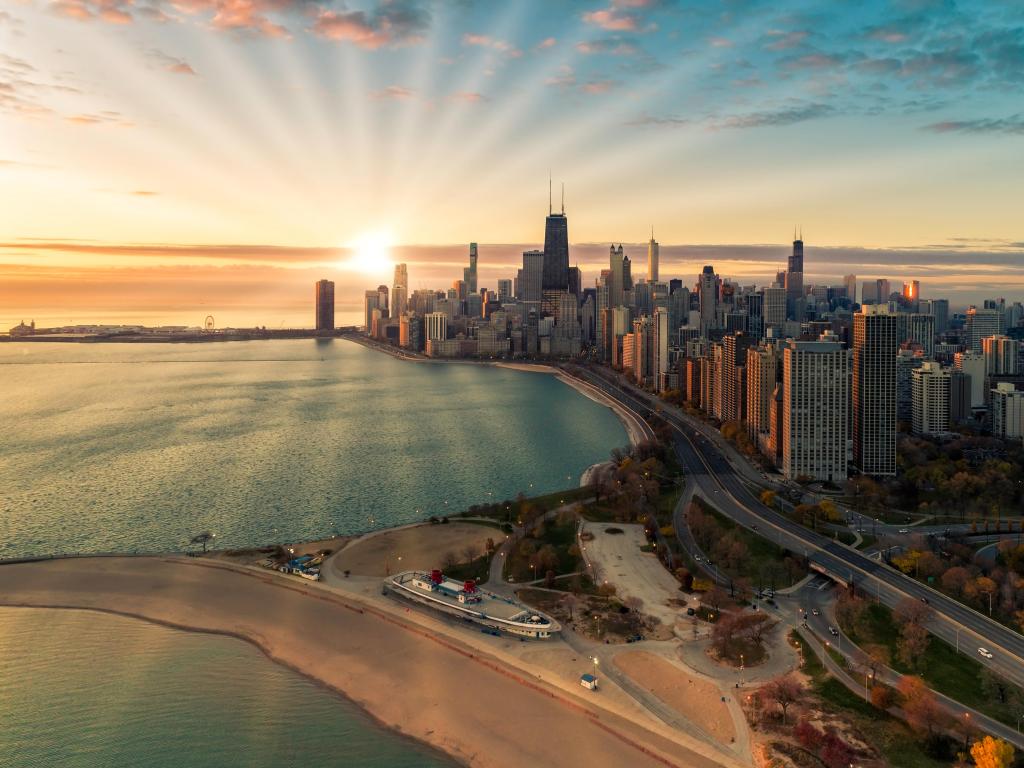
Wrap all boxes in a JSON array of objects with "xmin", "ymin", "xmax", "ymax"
[{"xmin": 970, "ymin": 735, "xmax": 1014, "ymax": 768}]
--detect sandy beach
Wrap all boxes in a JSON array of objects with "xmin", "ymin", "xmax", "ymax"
[{"xmin": 0, "ymin": 556, "xmax": 743, "ymax": 768}]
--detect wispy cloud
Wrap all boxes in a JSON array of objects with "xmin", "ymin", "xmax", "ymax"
[
  {"xmin": 370, "ymin": 84, "xmax": 414, "ymax": 100},
  {"xmin": 922, "ymin": 115, "xmax": 1024, "ymax": 135},
  {"xmin": 145, "ymin": 49, "xmax": 197, "ymax": 76},
  {"xmin": 311, "ymin": 2, "xmax": 430, "ymax": 48},
  {"xmin": 450, "ymin": 91, "xmax": 487, "ymax": 103},
  {"xmin": 581, "ymin": 79, "xmax": 619, "ymax": 94},
  {"xmin": 462, "ymin": 32, "xmax": 522, "ymax": 57}
]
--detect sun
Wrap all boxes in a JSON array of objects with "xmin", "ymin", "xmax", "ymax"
[{"xmin": 346, "ymin": 231, "xmax": 395, "ymax": 275}]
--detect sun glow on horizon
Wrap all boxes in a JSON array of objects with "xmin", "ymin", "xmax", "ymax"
[{"xmin": 345, "ymin": 231, "xmax": 395, "ymax": 275}]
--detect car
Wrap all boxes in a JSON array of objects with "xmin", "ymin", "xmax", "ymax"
[
  {"xmin": 811, "ymin": 608, "xmax": 820, "ymax": 616},
  {"xmin": 920, "ymin": 597, "xmax": 929, "ymax": 604},
  {"xmin": 686, "ymin": 607, "xmax": 695, "ymax": 616},
  {"xmin": 978, "ymin": 647, "xmax": 994, "ymax": 659},
  {"xmin": 899, "ymin": 528, "xmax": 910, "ymax": 534},
  {"xmin": 828, "ymin": 626, "xmax": 839, "ymax": 636}
]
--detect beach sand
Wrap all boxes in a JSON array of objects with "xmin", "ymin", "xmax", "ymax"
[
  {"xmin": 0, "ymin": 557, "xmax": 742, "ymax": 768},
  {"xmin": 329, "ymin": 523, "xmax": 500, "ymax": 578},
  {"xmin": 614, "ymin": 651, "xmax": 737, "ymax": 744}
]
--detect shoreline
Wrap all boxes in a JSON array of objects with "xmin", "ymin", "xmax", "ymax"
[
  {"xmin": 345, "ymin": 333, "xmax": 650, "ymax": 451},
  {"xmin": 0, "ymin": 556, "xmax": 738, "ymax": 768}
]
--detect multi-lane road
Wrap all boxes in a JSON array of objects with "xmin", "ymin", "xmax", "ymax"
[{"xmin": 567, "ymin": 365, "xmax": 1024, "ymax": 690}]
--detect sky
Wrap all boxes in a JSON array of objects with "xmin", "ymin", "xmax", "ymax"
[{"xmin": 1, "ymin": 0, "xmax": 1023, "ymax": 327}]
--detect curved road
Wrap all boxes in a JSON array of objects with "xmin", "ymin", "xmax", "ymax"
[{"xmin": 566, "ymin": 366, "xmax": 1024, "ymax": 691}]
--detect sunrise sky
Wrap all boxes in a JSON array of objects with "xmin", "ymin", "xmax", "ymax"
[{"xmin": 2, "ymin": 0, "xmax": 1023, "ymax": 327}]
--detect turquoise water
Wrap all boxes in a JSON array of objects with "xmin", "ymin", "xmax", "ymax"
[
  {"xmin": 0, "ymin": 339, "xmax": 627, "ymax": 557},
  {"xmin": 0, "ymin": 607, "xmax": 457, "ymax": 767}
]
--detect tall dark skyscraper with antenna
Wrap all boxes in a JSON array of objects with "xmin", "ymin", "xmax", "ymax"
[
  {"xmin": 785, "ymin": 227, "xmax": 804, "ymax": 319},
  {"xmin": 542, "ymin": 179, "xmax": 569, "ymax": 291}
]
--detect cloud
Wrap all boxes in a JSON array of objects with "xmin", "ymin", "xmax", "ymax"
[
  {"xmin": 922, "ymin": 115, "xmax": 1024, "ymax": 135},
  {"xmin": 763, "ymin": 30, "xmax": 808, "ymax": 51},
  {"xmin": 145, "ymin": 49, "xmax": 198, "ymax": 76},
  {"xmin": 535, "ymin": 37, "xmax": 556, "ymax": 50},
  {"xmin": 581, "ymin": 79, "xmax": 618, "ymax": 94},
  {"xmin": 582, "ymin": 7, "xmax": 637, "ymax": 32},
  {"xmin": 370, "ymin": 84, "xmax": 414, "ymax": 99},
  {"xmin": 708, "ymin": 37, "xmax": 733, "ymax": 48},
  {"xmin": 450, "ymin": 91, "xmax": 486, "ymax": 103},
  {"xmin": 131, "ymin": 190, "xmax": 159, "ymax": 196},
  {"xmin": 50, "ymin": 0, "xmax": 134, "ymax": 24},
  {"xmin": 65, "ymin": 110, "xmax": 133, "ymax": 127},
  {"xmin": 712, "ymin": 102, "xmax": 835, "ymax": 129},
  {"xmin": 311, "ymin": 1, "xmax": 429, "ymax": 48},
  {"xmin": 461, "ymin": 33, "xmax": 522, "ymax": 57},
  {"xmin": 628, "ymin": 102, "xmax": 834, "ymax": 130},
  {"xmin": 575, "ymin": 37, "xmax": 636, "ymax": 56}
]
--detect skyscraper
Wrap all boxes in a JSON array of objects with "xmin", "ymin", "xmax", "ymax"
[
  {"xmin": 782, "ymin": 335, "xmax": 849, "ymax": 483},
  {"xmin": 392, "ymin": 263, "xmax": 408, "ymax": 318},
  {"xmin": 902, "ymin": 280, "xmax": 920, "ymax": 312},
  {"xmin": 315, "ymin": 279, "xmax": 335, "ymax": 331},
  {"xmin": 463, "ymin": 244, "xmax": 478, "ymax": 295},
  {"xmin": 497, "ymin": 278, "xmax": 512, "ymax": 301},
  {"xmin": 364, "ymin": 290, "xmax": 380, "ymax": 333},
  {"xmin": 853, "ymin": 305, "xmax": 898, "ymax": 476},
  {"xmin": 609, "ymin": 245, "xmax": 625, "ymax": 307},
  {"xmin": 954, "ymin": 351, "xmax": 986, "ymax": 410},
  {"xmin": 542, "ymin": 185, "xmax": 569, "ymax": 291},
  {"xmin": 721, "ymin": 332, "xmax": 752, "ymax": 423},
  {"xmin": 698, "ymin": 265, "xmax": 720, "ymax": 337},
  {"xmin": 911, "ymin": 362, "xmax": 950, "ymax": 436},
  {"xmin": 521, "ymin": 250, "xmax": 544, "ymax": 305},
  {"xmin": 647, "ymin": 229, "xmax": 659, "ymax": 283},
  {"xmin": 844, "ymin": 274, "xmax": 857, "ymax": 304},
  {"xmin": 762, "ymin": 286, "xmax": 785, "ymax": 333},
  {"xmin": 983, "ymin": 335, "xmax": 1019, "ymax": 375},
  {"xmin": 746, "ymin": 342, "xmax": 780, "ymax": 440},
  {"xmin": 991, "ymin": 383, "xmax": 1024, "ymax": 439},
  {"xmin": 966, "ymin": 307, "xmax": 1002, "ymax": 352},
  {"xmin": 786, "ymin": 231, "xmax": 804, "ymax": 319}
]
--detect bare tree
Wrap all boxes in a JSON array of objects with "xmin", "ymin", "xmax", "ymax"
[
  {"xmin": 191, "ymin": 531, "xmax": 214, "ymax": 553},
  {"xmin": 763, "ymin": 676, "xmax": 803, "ymax": 724}
]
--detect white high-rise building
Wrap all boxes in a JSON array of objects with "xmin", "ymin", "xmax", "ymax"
[
  {"xmin": 966, "ymin": 307, "xmax": 1001, "ymax": 353},
  {"xmin": 991, "ymin": 383, "xmax": 1024, "ymax": 440},
  {"xmin": 424, "ymin": 311, "xmax": 448, "ymax": 342},
  {"xmin": 983, "ymin": 335, "xmax": 1019, "ymax": 375},
  {"xmin": 911, "ymin": 362, "xmax": 950, "ymax": 436},
  {"xmin": 954, "ymin": 351, "xmax": 987, "ymax": 409},
  {"xmin": 853, "ymin": 305, "xmax": 898, "ymax": 476},
  {"xmin": 782, "ymin": 335, "xmax": 849, "ymax": 483}
]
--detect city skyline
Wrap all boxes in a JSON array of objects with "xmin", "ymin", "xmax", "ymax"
[{"xmin": 3, "ymin": 0, "xmax": 1023, "ymax": 328}]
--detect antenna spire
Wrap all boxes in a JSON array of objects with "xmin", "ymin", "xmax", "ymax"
[
  {"xmin": 548, "ymin": 172, "xmax": 552, "ymax": 216},
  {"xmin": 561, "ymin": 182, "xmax": 564, "ymax": 214}
]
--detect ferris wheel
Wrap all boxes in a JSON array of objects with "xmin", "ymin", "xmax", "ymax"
[{"xmin": 204, "ymin": 315, "xmax": 215, "ymax": 331}]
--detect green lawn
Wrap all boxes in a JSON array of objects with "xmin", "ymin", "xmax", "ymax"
[
  {"xmin": 789, "ymin": 632, "xmax": 946, "ymax": 768},
  {"xmin": 694, "ymin": 496, "xmax": 809, "ymax": 588},
  {"xmin": 839, "ymin": 602, "xmax": 1024, "ymax": 727}
]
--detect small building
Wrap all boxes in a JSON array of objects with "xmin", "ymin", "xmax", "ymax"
[{"xmin": 580, "ymin": 673, "xmax": 599, "ymax": 691}]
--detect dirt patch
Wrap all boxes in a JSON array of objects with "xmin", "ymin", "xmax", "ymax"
[
  {"xmin": 614, "ymin": 651, "xmax": 736, "ymax": 743},
  {"xmin": 329, "ymin": 523, "xmax": 499, "ymax": 577}
]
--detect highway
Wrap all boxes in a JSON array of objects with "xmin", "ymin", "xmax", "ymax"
[{"xmin": 567, "ymin": 366, "xmax": 1024, "ymax": 690}]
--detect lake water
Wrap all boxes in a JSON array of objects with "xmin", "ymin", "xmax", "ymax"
[
  {"xmin": 0, "ymin": 339, "xmax": 627, "ymax": 557},
  {"xmin": 0, "ymin": 607, "xmax": 457, "ymax": 767}
]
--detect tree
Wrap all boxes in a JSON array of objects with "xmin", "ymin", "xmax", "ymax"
[
  {"xmin": 941, "ymin": 566, "xmax": 971, "ymax": 597},
  {"xmin": 863, "ymin": 643, "xmax": 891, "ymax": 680},
  {"xmin": 560, "ymin": 593, "xmax": 578, "ymax": 620},
  {"xmin": 819, "ymin": 731, "xmax": 854, "ymax": 768},
  {"xmin": 462, "ymin": 543, "xmax": 480, "ymax": 564},
  {"xmin": 835, "ymin": 592, "xmax": 868, "ymax": 636},
  {"xmin": 763, "ymin": 675, "xmax": 803, "ymax": 723},
  {"xmin": 970, "ymin": 735, "xmax": 1015, "ymax": 768},
  {"xmin": 759, "ymin": 489, "xmax": 776, "ymax": 507},
  {"xmin": 897, "ymin": 621, "xmax": 931, "ymax": 668},
  {"xmin": 870, "ymin": 684, "xmax": 893, "ymax": 710},
  {"xmin": 898, "ymin": 676, "xmax": 945, "ymax": 736},
  {"xmin": 191, "ymin": 531, "xmax": 214, "ymax": 553},
  {"xmin": 442, "ymin": 550, "xmax": 458, "ymax": 570},
  {"xmin": 704, "ymin": 585, "xmax": 727, "ymax": 611}
]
